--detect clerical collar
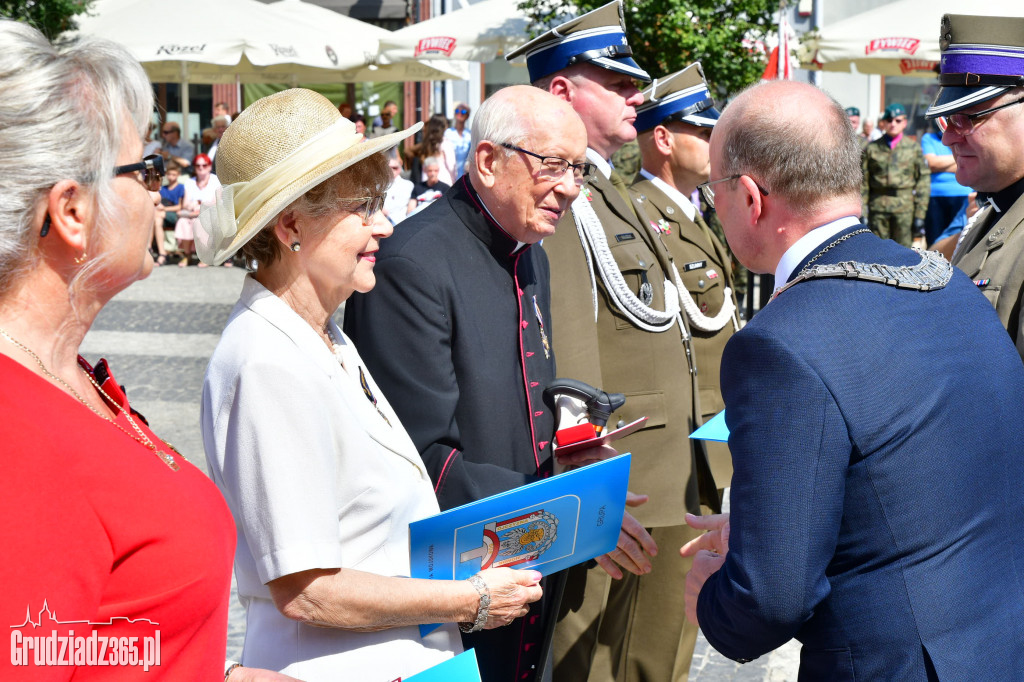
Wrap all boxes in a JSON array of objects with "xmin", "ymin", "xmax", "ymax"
[
  {"xmin": 464, "ymin": 176, "xmax": 528, "ymax": 254},
  {"xmin": 978, "ymin": 175, "xmax": 1024, "ymax": 214},
  {"xmin": 638, "ymin": 169, "xmax": 697, "ymax": 221},
  {"xmin": 775, "ymin": 216, "xmax": 863, "ymax": 285},
  {"xmin": 587, "ymin": 149, "xmax": 612, "ymax": 179}
]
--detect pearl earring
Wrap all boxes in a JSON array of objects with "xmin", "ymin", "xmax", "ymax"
[{"xmin": 290, "ymin": 242, "xmax": 301, "ymax": 252}]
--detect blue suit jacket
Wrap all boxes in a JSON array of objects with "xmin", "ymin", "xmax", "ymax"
[{"xmin": 698, "ymin": 227, "xmax": 1024, "ymax": 680}]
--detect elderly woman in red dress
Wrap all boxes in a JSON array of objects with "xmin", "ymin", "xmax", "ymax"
[{"xmin": 0, "ymin": 20, "xmax": 294, "ymax": 682}]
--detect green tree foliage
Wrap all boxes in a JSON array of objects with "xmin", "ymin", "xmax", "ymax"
[
  {"xmin": 517, "ymin": 0, "xmax": 784, "ymax": 97},
  {"xmin": 0, "ymin": 0, "xmax": 94, "ymax": 41}
]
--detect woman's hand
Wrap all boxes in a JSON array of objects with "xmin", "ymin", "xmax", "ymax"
[{"xmin": 475, "ymin": 568, "xmax": 543, "ymax": 629}]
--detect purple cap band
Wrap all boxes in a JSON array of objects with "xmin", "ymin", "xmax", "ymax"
[{"xmin": 941, "ymin": 47, "xmax": 1024, "ymax": 77}]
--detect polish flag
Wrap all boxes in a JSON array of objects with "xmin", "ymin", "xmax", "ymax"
[{"xmin": 761, "ymin": 12, "xmax": 793, "ymax": 81}]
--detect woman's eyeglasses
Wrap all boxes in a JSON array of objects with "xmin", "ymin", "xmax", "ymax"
[
  {"xmin": 115, "ymin": 154, "xmax": 166, "ymax": 191},
  {"xmin": 936, "ymin": 96, "xmax": 1024, "ymax": 136},
  {"xmin": 340, "ymin": 195, "xmax": 386, "ymax": 225},
  {"xmin": 500, "ymin": 143, "xmax": 596, "ymax": 186},
  {"xmin": 696, "ymin": 174, "xmax": 770, "ymax": 209},
  {"xmin": 42, "ymin": 155, "xmax": 166, "ymax": 236}
]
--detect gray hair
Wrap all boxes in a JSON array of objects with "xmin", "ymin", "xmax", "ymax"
[
  {"xmin": 423, "ymin": 156, "xmax": 441, "ymax": 169},
  {"xmin": 719, "ymin": 82, "xmax": 862, "ymax": 214},
  {"xmin": 470, "ymin": 88, "xmax": 531, "ymax": 169},
  {"xmin": 0, "ymin": 20, "xmax": 153, "ymax": 299}
]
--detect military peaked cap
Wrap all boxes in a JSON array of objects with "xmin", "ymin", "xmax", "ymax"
[
  {"xmin": 926, "ymin": 13, "xmax": 1024, "ymax": 118},
  {"xmin": 634, "ymin": 63, "xmax": 719, "ymax": 132},
  {"xmin": 505, "ymin": 0, "xmax": 650, "ymax": 83}
]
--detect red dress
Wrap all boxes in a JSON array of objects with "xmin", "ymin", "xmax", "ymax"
[{"xmin": 0, "ymin": 355, "xmax": 236, "ymax": 680}]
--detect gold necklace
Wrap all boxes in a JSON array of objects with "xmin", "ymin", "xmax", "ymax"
[{"xmin": 0, "ymin": 326, "xmax": 180, "ymax": 471}]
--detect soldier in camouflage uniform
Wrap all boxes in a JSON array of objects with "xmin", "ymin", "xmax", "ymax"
[{"xmin": 861, "ymin": 103, "xmax": 930, "ymax": 246}]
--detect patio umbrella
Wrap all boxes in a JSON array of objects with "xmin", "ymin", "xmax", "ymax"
[
  {"xmin": 265, "ymin": 0, "xmax": 470, "ymax": 82},
  {"xmin": 378, "ymin": 0, "xmax": 529, "ymax": 63},
  {"xmin": 806, "ymin": 0, "xmax": 1024, "ymax": 77},
  {"xmin": 72, "ymin": 0, "xmax": 468, "ymax": 137}
]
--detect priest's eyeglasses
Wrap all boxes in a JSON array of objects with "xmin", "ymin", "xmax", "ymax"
[
  {"xmin": 500, "ymin": 143, "xmax": 596, "ymax": 186},
  {"xmin": 936, "ymin": 96, "xmax": 1024, "ymax": 136},
  {"xmin": 697, "ymin": 174, "xmax": 770, "ymax": 209}
]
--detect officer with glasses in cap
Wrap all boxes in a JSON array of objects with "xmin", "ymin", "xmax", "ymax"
[
  {"xmin": 925, "ymin": 13, "xmax": 1024, "ymax": 360},
  {"xmin": 508, "ymin": 3, "xmax": 721, "ymax": 680}
]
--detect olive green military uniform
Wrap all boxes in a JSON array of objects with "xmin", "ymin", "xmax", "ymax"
[
  {"xmin": 951, "ymin": 194, "xmax": 1024, "ymax": 360},
  {"xmin": 631, "ymin": 176, "xmax": 738, "ymax": 488},
  {"xmin": 862, "ymin": 135, "xmax": 930, "ymax": 246},
  {"xmin": 549, "ymin": 168, "xmax": 715, "ymax": 682}
]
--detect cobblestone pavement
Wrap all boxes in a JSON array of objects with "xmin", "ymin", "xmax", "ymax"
[{"xmin": 82, "ymin": 265, "xmax": 800, "ymax": 680}]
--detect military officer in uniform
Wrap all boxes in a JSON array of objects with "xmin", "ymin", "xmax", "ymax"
[
  {"xmin": 861, "ymin": 103, "xmax": 930, "ymax": 247},
  {"xmin": 924, "ymin": 13, "xmax": 1024, "ymax": 361},
  {"xmin": 507, "ymin": 4, "xmax": 719, "ymax": 680},
  {"xmin": 629, "ymin": 63, "xmax": 740, "ymax": 495}
]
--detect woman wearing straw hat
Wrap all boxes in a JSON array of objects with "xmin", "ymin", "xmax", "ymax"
[
  {"xmin": 196, "ymin": 89, "xmax": 543, "ymax": 681},
  {"xmin": 0, "ymin": 20, "xmax": 297, "ymax": 682}
]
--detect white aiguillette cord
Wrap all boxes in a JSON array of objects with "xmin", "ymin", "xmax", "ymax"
[{"xmin": 570, "ymin": 193, "xmax": 681, "ymax": 333}]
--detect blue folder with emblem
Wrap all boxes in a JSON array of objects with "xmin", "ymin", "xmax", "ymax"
[
  {"xmin": 410, "ymin": 455, "xmax": 631, "ymax": 635},
  {"xmin": 403, "ymin": 648, "xmax": 481, "ymax": 682}
]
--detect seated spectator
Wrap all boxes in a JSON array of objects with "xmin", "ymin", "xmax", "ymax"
[
  {"xmin": 157, "ymin": 121, "xmax": 195, "ymax": 172},
  {"xmin": 175, "ymin": 153, "xmax": 223, "ymax": 267},
  {"xmin": 153, "ymin": 160, "xmax": 185, "ymax": 265},
  {"xmin": 407, "ymin": 156, "xmax": 450, "ymax": 216},
  {"xmin": 383, "ymin": 153, "xmax": 414, "ymax": 225}
]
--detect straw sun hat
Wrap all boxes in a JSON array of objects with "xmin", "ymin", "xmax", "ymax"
[{"xmin": 195, "ymin": 88, "xmax": 421, "ymax": 265}]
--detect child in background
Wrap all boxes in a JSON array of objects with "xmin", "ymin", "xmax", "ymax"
[{"xmin": 153, "ymin": 160, "xmax": 184, "ymax": 265}]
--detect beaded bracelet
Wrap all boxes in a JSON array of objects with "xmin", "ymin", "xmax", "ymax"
[
  {"xmin": 224, "ymin": 662, "xmax": 242, "ymax": 680},
  {"xmin": 459, "ymin": 573, "xmax": 491, "ymax": 633}
]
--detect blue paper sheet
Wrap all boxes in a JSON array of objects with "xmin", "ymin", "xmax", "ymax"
[
  {"xmin": 404, "ymin": 649, "xmax": 482, "ymax": 682},
  {"xmin": 689, "ymin": 410, "xmax": 729, "ymax": 442}
]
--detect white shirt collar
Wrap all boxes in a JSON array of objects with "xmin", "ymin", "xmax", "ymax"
[
  {"xmin": 774, "ymin": 216, "xmax": 863, "ymax": 285},
  {"xmin": 587, "ymin": 148, "xmax": 612, "ymax": 179},
  {"xmin": 638, "ymin": 169, "xmax": 697, "ymax": 221}
]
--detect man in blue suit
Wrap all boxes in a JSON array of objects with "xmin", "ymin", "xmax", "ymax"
[{"xmin": 682, "ymin": 80, "xmax": 1024, "ymax": 680}]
